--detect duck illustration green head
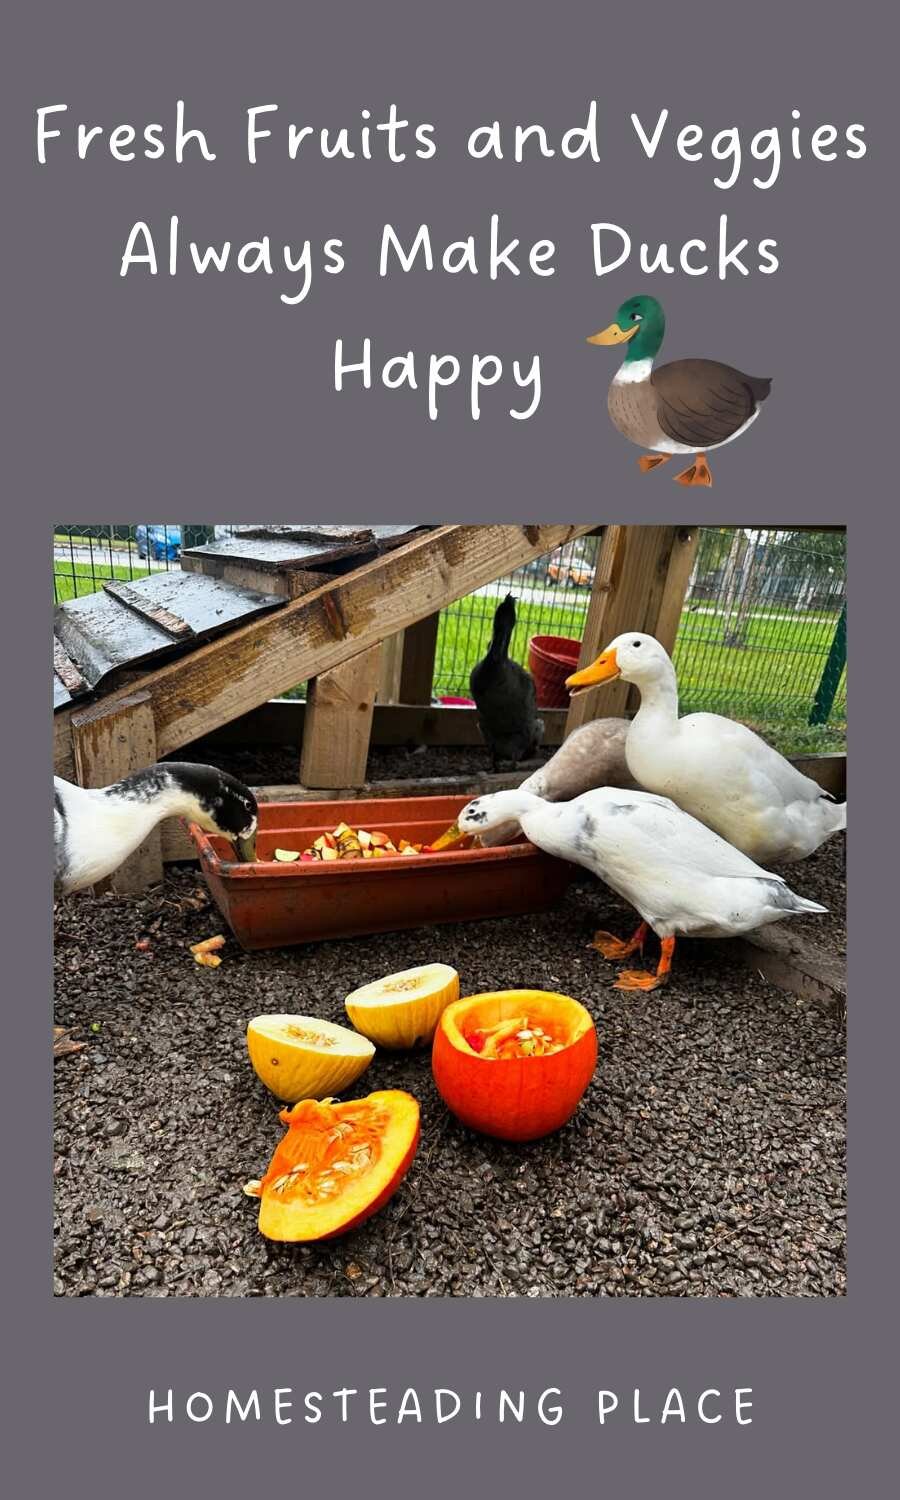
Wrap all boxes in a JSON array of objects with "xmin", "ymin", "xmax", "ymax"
[{"xmin": 588, "ymin": 294, "xmax": 665, "ymax": 361}]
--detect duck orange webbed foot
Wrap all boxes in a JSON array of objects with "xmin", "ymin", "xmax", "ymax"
[
  {"xmin": 614, "ymin": 969, "xmax": 669, "ymax": 992},
  {"xmin": 638, "ymin": 454, "xmax": 672, "ymax": 473},
  {"xmin": 612, "ymin": 935, "xmax": 676, "ymax": 992},
  {"xmin": 674, "ymin": 453, "xmax": 712, "ymax": 486},
  {"xmin": 590, "ymin": 922, "xmax": 648, "ymax": 960}
]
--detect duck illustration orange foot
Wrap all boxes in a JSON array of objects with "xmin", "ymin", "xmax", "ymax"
[{"xmin": 674, "ymin": 453, "xmax": 712, "ymax": 486}]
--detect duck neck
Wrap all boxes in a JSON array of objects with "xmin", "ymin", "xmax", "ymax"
[
  {"xmin": 629, "ymin": 662, "xmax": 680, "ymax": 740},
  {"xmin": 617, "ymin": 324, "xmax": 663, "ymax": 384},
  {"xmin": 516, "ymin": 794, "xmax": 564, "ymax": 852}
]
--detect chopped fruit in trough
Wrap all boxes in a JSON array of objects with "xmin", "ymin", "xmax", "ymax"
[
  {"xmin": 246, "ymin": 1014, "xmax": 375, "ymax": 1102},
  {"xmin": 244, "ymin": 1090, "xmax": 420, "ymax": 1242},
  {"xmin": 432, "ymin": 989, "xmax": 598, "ymax": 1141},
  {"xmin": 345, "ymin": 963, "xmax": 459, "ymax": 1049},
  {"xmin": 260, "ymin": 819, "xmax": 476, "ymax": 864}
]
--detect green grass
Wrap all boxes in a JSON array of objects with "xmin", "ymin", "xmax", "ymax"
[{"xmin": 53, "ymin": 560, "xmax": 136, "ymax": 604}]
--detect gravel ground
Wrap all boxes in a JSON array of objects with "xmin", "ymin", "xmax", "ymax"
[{"xmin": 53, "ymin": 835, "xmax": 846, "ymax": 1299}]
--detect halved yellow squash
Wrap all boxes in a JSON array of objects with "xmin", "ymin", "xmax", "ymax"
[
  {"xmin": 344, "ymin": 963, "xmax": 459, "ymax": 1049},
  {"xmin": 246, "ymin": 1090, "xmax": 420, "ymax": 1242},
  {"xmin": 247, "ymin": 1015, "xmax": 375, "ymax": 1102}
]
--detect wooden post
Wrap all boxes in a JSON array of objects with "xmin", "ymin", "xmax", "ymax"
[
  {"xmin": 70, "ymin": 691, "xmax": 163, "ymax": 894},
  {"xmin": 376, "ymin": 630, "xmax": 405, "ymax": 703},
  {"xmin": 300, "ymin": 643, "xmax": 382, "ymax": 788},
  {"xmin": 565, "ymin": 526, "xmax": 700, "ymax": 733},
  {"xmin": 399, "ymin": 613, "xmax": 440, "ymax": 703}
]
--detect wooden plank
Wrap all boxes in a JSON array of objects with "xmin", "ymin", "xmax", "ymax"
[
  {"xmin": 158, "ymin": 752, "xmax": 846, "ymax": 867},
  {"xmin": 728, "ymin": 927, "xmax": 846, "ymax": 1017},
  {"xmin": 70, "ymin": 691, "xmax": 163, "ymax": 894},
  {"xmin": 53, "ymin": 636, "xmax": 89, "ymax": 696},
  {"xmin": 300, "ymin": 643, "xmax": 382, "ymax": 788},
  {"xmin": 191, "ymin": 700, "xmax": 569, "ymax": 750},
  {"xmin": 54, "ymin": 524, "xmax": 591, "ymax": 778},
  {"xmin": 180, "ymin": 554, "xmax": 331, "ymax": 600},
  {"xmin": 565, "ymin": 526, "xmax": 695, "ymax": 733},
  {"xmin": 102, "ymin": 579, "xmax": 196, "ymax": 639},
  {"xmin": 399, "ymin": 613, "xmax": 440, "ymax": 703},
  {"xmin": 376, "ymin": 631, "xmax": 405, "ymax": 704}
]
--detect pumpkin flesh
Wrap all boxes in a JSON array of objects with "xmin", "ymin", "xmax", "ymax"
[
  {"xmin": 432, "ymin": 990, "xmax": 597, "ymax": 1141},
  {"xmin": 250, "ymin": 1090, "xmax": 420, "ymax": 1241}
]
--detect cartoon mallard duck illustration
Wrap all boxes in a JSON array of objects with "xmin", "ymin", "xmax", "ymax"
[{"xmin": 588, "ymin": 294, "xmax": 771, "ymax": 485}]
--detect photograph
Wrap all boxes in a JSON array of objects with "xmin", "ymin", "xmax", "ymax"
[{"xmin": 52, "ymin": 520, "xmax": 847, "ymax": 1297}]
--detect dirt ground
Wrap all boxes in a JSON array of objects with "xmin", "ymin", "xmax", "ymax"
[{"xmin": 53, "ymin": 814, "xmax": 846, "ymax": 1299}]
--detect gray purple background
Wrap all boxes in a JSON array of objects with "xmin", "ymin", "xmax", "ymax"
[{"xmin": 5, "ymin": 0, "xmax": 894, "ymax": 1495}]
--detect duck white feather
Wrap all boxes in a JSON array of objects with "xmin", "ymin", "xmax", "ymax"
[
  {"xmin": 459, "ymin": 786, "xmax": 826, "ymax": 990},
  {"xmin": 566, "ymin": 633, "xmax": 846, "ymax": 864},
  {"xmin": 54, "ymin": 763, "xmax": 258, "ymax": 894}
]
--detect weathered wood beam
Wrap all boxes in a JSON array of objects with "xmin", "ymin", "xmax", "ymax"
[
  {"xmin": 300, "ymin": 643, "xmax": 382, "ymax": 788},
  {"xmin": 399, "ymin": 613, "xmax": 440, "ymax": 703},
  {"xmin": 54, "ymin": 524, "xmax": 592, "ymax": 778},
  {"xmin": 70, "ymin": 691, "xmax": 163, "ymax": 894},
  {"xmin": 376, "ymin": 631, "xmax": 405, "ymax": 704}
]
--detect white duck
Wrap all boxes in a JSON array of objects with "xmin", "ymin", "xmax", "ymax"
[
  {"xmin": 54, "ymin": 762, "xmax": 258, "ymax": 895},
  {"xmin": 566, "ymin": 633, "xmax": 846, "ymax": 864},
  {"xmin": 458, "ymin": 786, "xmax": 827, "ymax": 991}
]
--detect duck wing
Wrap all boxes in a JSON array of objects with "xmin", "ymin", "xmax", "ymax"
[
  {"xmin": 651, "ymin": 360, "xmax": 771, "ymax": 448},
  {"xmin": 576, "ymin": 787, "xmax": 781, "ymax": 883}
]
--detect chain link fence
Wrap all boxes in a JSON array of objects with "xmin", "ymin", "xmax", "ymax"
[
  {"xmin": 53, "ymin": 524, "xmax": 846, "ymax": 755},
  {"xmin": 429, "ymin": 527, "xmax": 846, "ymax": 754}
]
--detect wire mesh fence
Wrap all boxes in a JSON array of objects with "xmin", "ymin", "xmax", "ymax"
[
  {"xmin": 52, "ymin": 525, "xmax": 229, "ymax": 603},
  {"xmin": 429, "ymin": 527, "xmax": 846, "ymax": 754},
  {"xmin": 53, "ymin": 524, "xmax": 846, "ymax": 755}
]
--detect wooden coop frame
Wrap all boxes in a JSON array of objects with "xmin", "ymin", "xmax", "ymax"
[{"xmin": 53, "ymin": 521, "xmax": 844, "ymax": 896}]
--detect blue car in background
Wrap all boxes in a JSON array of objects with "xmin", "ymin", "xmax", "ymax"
[{"xmin": 135, "ymin": 525, "xmax": 182, "ymax": 562}]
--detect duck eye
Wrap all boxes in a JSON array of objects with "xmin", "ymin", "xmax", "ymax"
[
  {"xmin": 632, "ymin": 639, "xmax": 641, "ymax": 647},
  {"xmin": 631, "ymin": 312, "xmax": 642, "ymax": 321}
]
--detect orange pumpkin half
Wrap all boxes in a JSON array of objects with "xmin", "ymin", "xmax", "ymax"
[
  {"xmin": 246, "ymin": 1090, "xmax": 420, "ymax": 1242},
  {"xmin": 432, "ymin": 990, "xmax": 597, "ymax": 1141}
]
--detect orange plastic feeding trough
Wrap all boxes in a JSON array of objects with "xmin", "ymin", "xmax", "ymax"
[
  {"xmin": 189, "ymin": 795, "xmax": 576, "ymax": 950},
  {"xmin": 528, "ymin": 636, "xmax": 583, "ymax": 708}
]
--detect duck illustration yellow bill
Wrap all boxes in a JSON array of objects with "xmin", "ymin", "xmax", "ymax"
[{"xmin": 588, "ymin": 294, "xmax": 771, "ymax": 485}]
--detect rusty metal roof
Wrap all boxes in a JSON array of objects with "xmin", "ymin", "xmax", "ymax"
[{"xmin": 53, "ymin": 569, "xmax": 286, "ymax": 708}]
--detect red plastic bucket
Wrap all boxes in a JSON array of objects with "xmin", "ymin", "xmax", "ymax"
[{"xmin": 528, "ymin": 635, "xmax": 583, "ymax": 708}]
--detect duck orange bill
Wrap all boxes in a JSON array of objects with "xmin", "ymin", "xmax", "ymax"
[
  {"xmin": 424, "ymin": 820, "xmax": 472, "ymax": 853},
  {"xmin": 565, "ymin": 648, "xmax": 620, "ymax": 694},
  {"xmin": 586, "ymin": 323, "xmax": 640, "ymax": 345}
]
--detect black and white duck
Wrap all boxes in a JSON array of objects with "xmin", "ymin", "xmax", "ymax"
[
  {"xmin": 54, "ymin": 762, "xmax": 258, "ymax": 895},
  {"xmin": 470, "ymin": 593, "xmax": 543, "ymax": 770}
]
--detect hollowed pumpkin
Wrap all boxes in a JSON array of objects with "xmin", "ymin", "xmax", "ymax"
[
  {"xmin": 246, "ymin": 1090, "xmax": 420, "ymax": 1242},
  {"xmin": 247, "ymin": 1014, "xmax": 375, "ymax": 1103},
  {"xmin": 431, "ymin": 990, "xmax": 597, "ymax": 1141},
  {"xmin": 345, "ymin": 963, "xmax": 459, "ymax": 1049}
]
